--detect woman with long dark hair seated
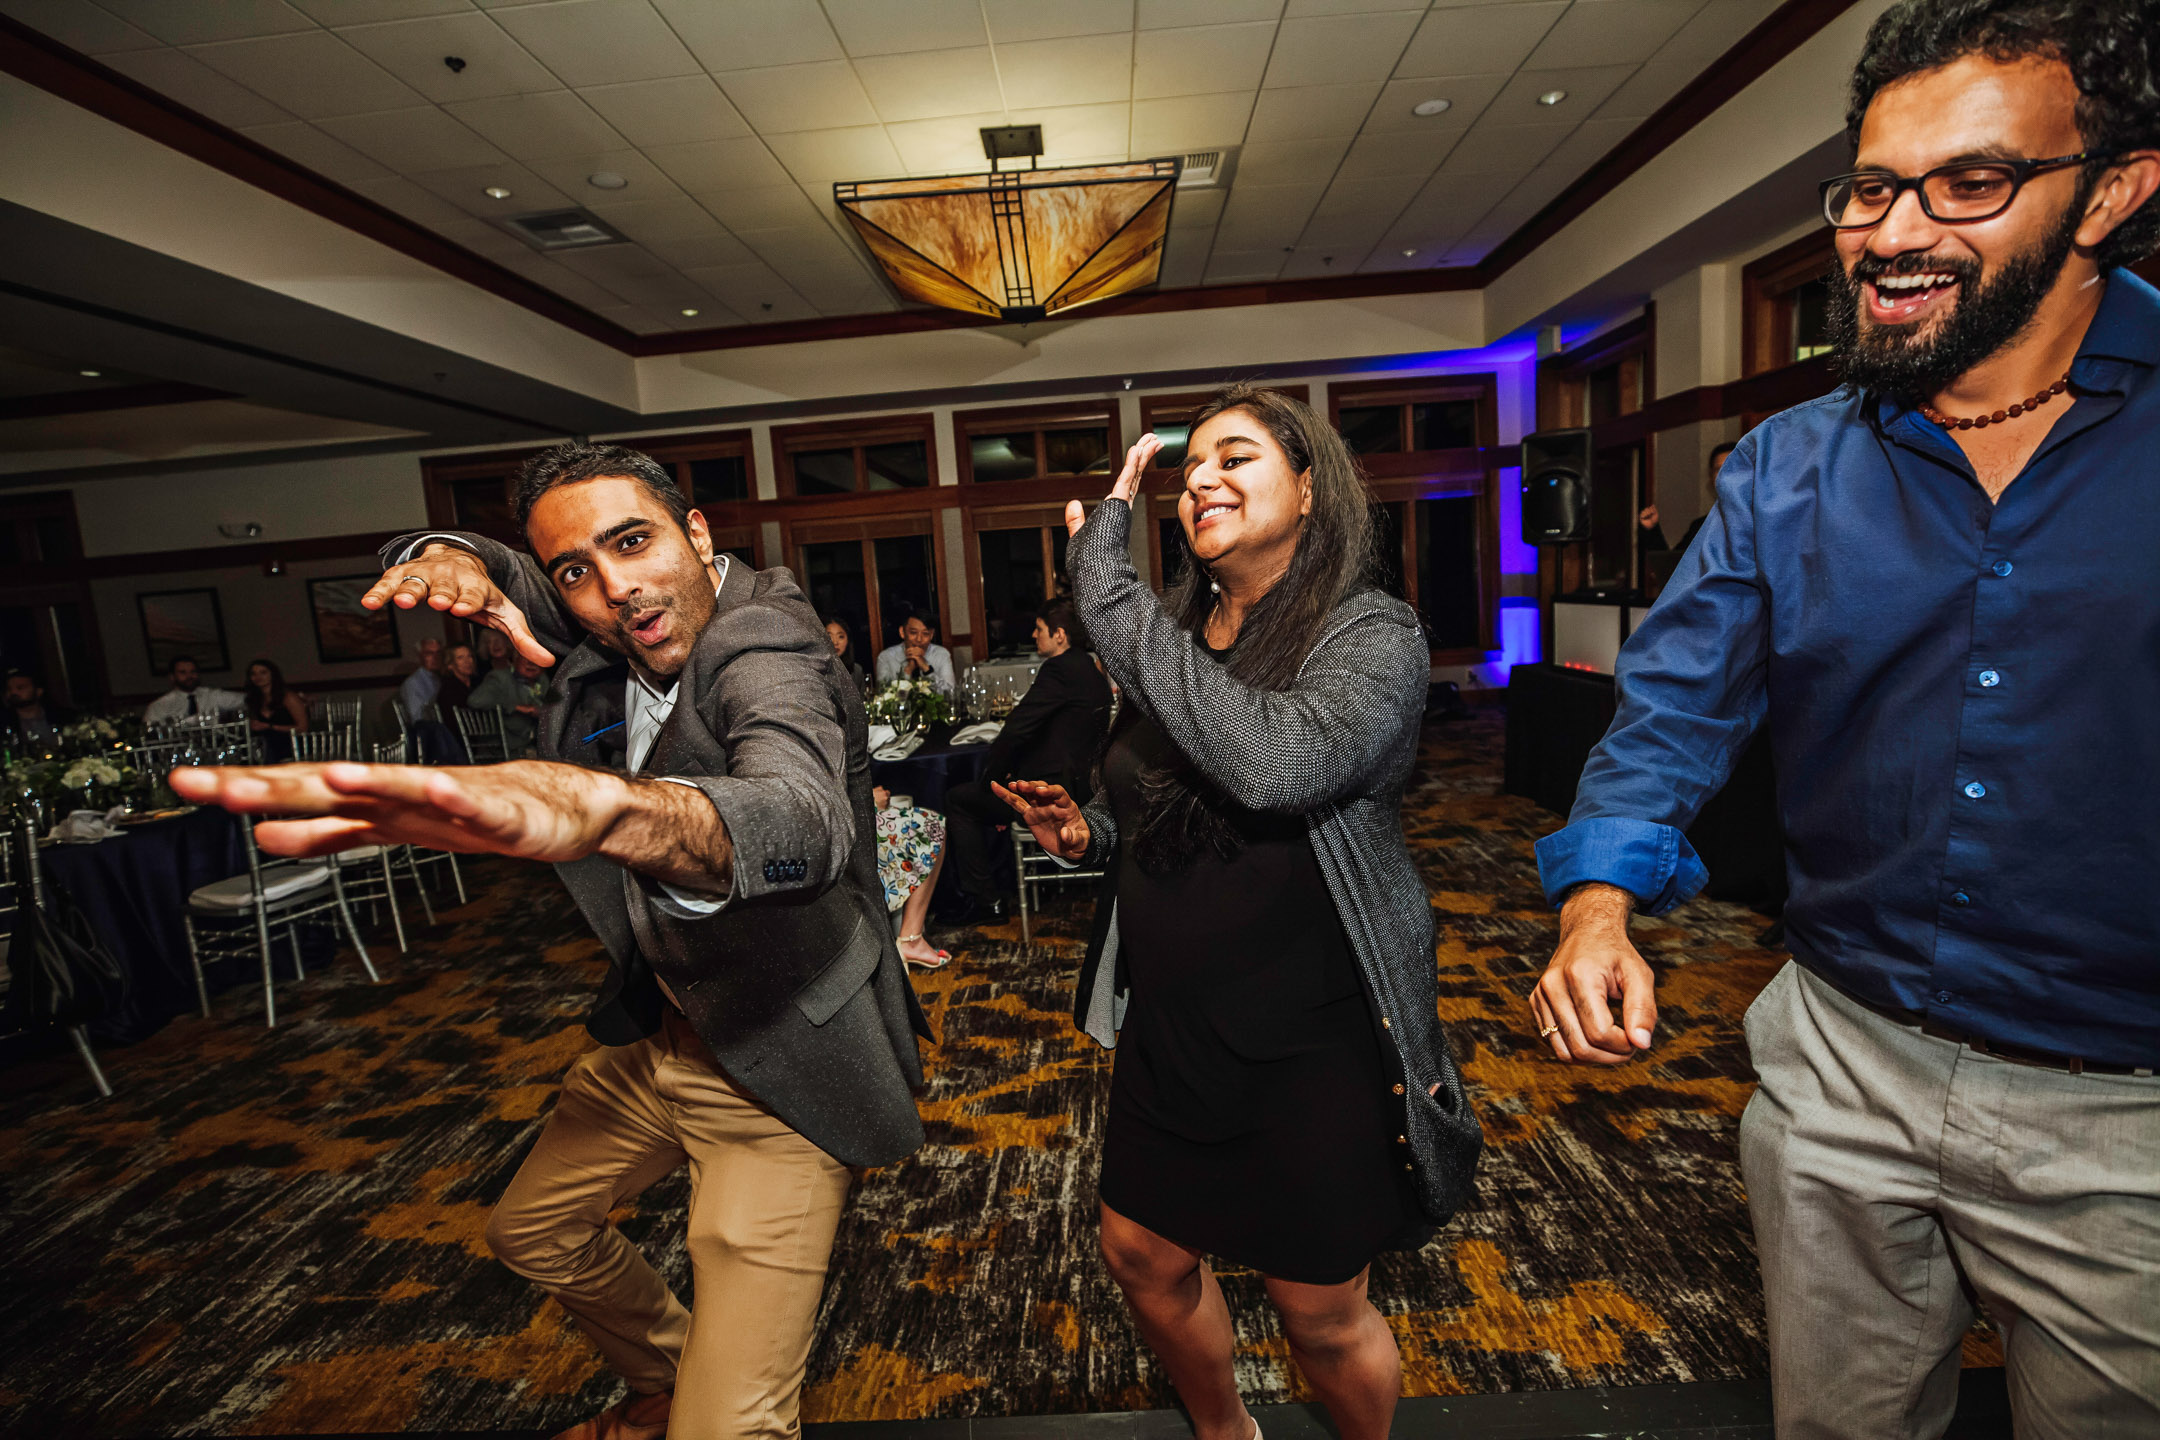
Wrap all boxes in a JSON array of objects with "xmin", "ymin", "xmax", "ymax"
[
  {"xmin": 998, "ymin": 385, "xmax": 1481, "ymax": 1439},
  {"xmin": 242, "ymin": 657, "xmax": 309, "ymax": 763}
]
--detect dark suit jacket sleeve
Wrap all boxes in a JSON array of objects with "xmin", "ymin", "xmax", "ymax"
[
  {"xmin": 379, "ymin": 530, "xmax": 581, "ymax": 661},
  {"xmin": 981, "ymin": 655, "xmax": 1070, "ymax": 779}
]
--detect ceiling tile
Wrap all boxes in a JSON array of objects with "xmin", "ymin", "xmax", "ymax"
[
  {"xmin": 1133, "ymin": 21, "xmax": 1273, "ymax": 100},
  {"xmin": 716, "ymin": 60, "xmax": 881, "ymax": 133},
  {"xmin": 1592, "ymin": 54, "xmax": 1691, "ymax": 123},
  {"xmin": 289, "ymin": 1, "xmax": 473, "ymax": 22},
  {"xmin": 996, "ymin": 33, "xmax": 1133, "ymax": 108},
  {"xmin": 649, "ymin": 0, "xmax": 841, "ymax": 71},
  {"xmin": 95, "ymin": 0, "xmax": 315, "ymax": 45},
  {"xmin": 525, "ymin": 147, "xmax": 686, "ymax": 197},
  {"xmin": 1397, "ymin": 2, "xmax": 1565, "ymax": 78},
  {"xmin": 585, "ymin": 195, "xmax": 731, "ymax": 244},
  {"xmin": 985, "ymin": 0, "xmax": 1134, "ymax": 43},
  {"xmin": 1436, "ymin": 119, "xmax": 1572, "ymax": 172},
  {"xmin": 1361, "ymin": 73, "xmax": 1509, "ymax": 132},
  {"xmin": 824, "ymin": 0, "xmax": 985, "ymax": 56},
  {"xmin": 492, "ymin": 250, "xmax": 636, "ymax": 311},
  {"xmin": 442, "ymin": 90, "xmax": 627, "ymax": 159},
  {"xmin": 578, "ymin": 76, "xmax": 748, "ymax": 147},
  {"xmin": 1283, "ymin": 0, "xmax": 1423, "ymax": 12},
  {"xmin": 1024, "ymin": 101, "xmax": 1133, "ymax": 160},
  {"xmin": 1168, "ymin": 185, "xmax": 1225, "ymax": 226},
  {"xmin": 1244, "ymin": 81, "xmax": 1382, "ymax": 142},
  {"xmin": 1527, "ymin": 0, "xmax": 1701, "ymax": 69},
  {"xmin": 187, "ymin": 32, "xmax": 431, "ymax": 119},
  {"xmin": 1214, "ymin": 179, "xmax": 1326, "ymax": 248},
  {"xmin": 854, "ymin": 47, "xmax": 1004, "ymax": 122},
  {"xmin": 0, "ymin": 0, "xmax": 162, "ymax": 54},
  {"xmin": 1335, "ymin": 127, "xmax": 1463, "ymax": 179},
  {"xmin": 1295, "ymin": 210, "xmax": 1387, "ymax": 248},
  {"xmin": 681, "ymin": 260, "xmax": 807, "ymax": 316},
  {"xmin": 765, "ymin": 126, "xmax": 907, "ymax": 188},
  {"xmin": 643, "ymin": 135, "xmax": 797, "ymax": 191},
  {"xmin": 1205, "ymin": 248, "xmax": 1286, "ymax": 282},
  {"xmin": 241, "ymin": 120, "xmax": 395, "ymax": 182},
  {"xmin": 336, "ymin": 14, "xmax": 562, "ymax": 103},
  {"xmin": 489, "ymin": 0, "xmax": 700, "ymax": 88},
  {"xmin": 1262, "ymin": 10, "xmax": 1422, "ymax": 89},
  {"xmin": 1314, "ymin": 170, "xmax": 1420, "ymax": 213},
  {"xmin": 1397, "ymin": 165, "xmax": 1517, "ymax": 222},
  {"xmin": 642, "ymin": 231, "xmax": 758, "ymax": 269},
  {"xmin": 1234, "ymin": 135, "xmax": 1352, "ymax": 187},
  {"xmin": 100, "ymin": 47, "xmax": 297, "ymax": 128},
  {"xmin": 1158, "ymin": 226, "xmax": 1209, "ymax": 287},
  {"xmin": 1130, "ymin": 90, "xmax": 1254, "ymax": 153},
  {"xmin": 345, "ymin": 172, "xmax": 484, "ymax": 228},
  {"xmin": 407, "ymin": 160, "xmax": 573, "ymax": 215},
  {"xmin": 318, "ymin": 106, "xmax": 509, "ymax": 170},
  {"xmin": 691, "ymin": 183, "xmax": 825, "ymax": 231},
  {"xmin": 885, "ymin": 112, "xmax": 1009, "ymax": 174},
  {"xmin": 431, "ymin": 215, "xmax": 539, "ymax": 264},
  {"xmin": 1486, "ymin": 64, "xmax": 1636, "ymax": 122},
  {"xmin": 1138, "ymin": 0, "xmax": 1281, "ymax": 27},
  {"xmin": 1279, "ymin": 242, "xmax": 1372, "ymax": 278}
]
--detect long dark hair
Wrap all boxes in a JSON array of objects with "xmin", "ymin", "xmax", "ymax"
[
  {"xmin": 244, "ymin": 657, "xmax": 287, "ymax": 714},
  {"xmin": 1126, "ymin": 384, "xmax": 1375, "ymax": 872}
]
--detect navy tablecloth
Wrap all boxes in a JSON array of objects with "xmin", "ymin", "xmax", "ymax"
[{"xmin": 870, "ymin": 737, "xmax": 991, "ymax": 814}]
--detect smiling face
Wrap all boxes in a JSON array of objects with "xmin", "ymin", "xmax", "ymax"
[
  {"xmin": 1829, "ymin": 54, "xmax": 2093, "ymax": 402},
  {"xmin": 525, "ymin": 475, "xmax": 719, "ymax": 682},
  {"xmin": 1177, "ymin": 408, "xmax": 1313, "ymax": 580},
  {"xmin": 899, "ymin": 617, "xmax": 934, "ymax": 649},
  {"xmin": 447, "ymin": 645, "xmax": 476, "ymax": 681}
]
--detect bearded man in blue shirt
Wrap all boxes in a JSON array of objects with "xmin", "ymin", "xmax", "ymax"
[{"xmin": 1532, "ymin": 2, "xmax": 2160, "ymax": 1435}]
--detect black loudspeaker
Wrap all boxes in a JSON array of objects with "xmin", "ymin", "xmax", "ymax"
[{"xmin": 1520, "ymin": 428, "xmax": 1593, "ymax": 544}]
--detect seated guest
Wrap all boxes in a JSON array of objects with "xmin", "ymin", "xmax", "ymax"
[
  {"xmin": 874, "ymin": 610, "xmax": 955, "ymax": 694},
  {"xmin": 399, "ymin": 636, "xmax": 444, "ymax": 720},
  {"xmin": 143, "ymin": 655, "xmax": 244, "ymax": 724},
  {"xmin": 1673, "ymin": 442, "xmax": 1736, "ymax": 556},
  {"xmin": 438, "ymin": 643, "xmax": 479, "ymax": 713},
  {"xmin": 825, "ymin": 618, "xmax": 869, "ymax": 694},
  {"xmin": 467, "ymin": 646, "xmax": 546, "ymax": 754},
  {"xmin": 242, "ymin": 658, "xmax": 309, "ymax": 763},
  {"xmin": 2, "ymin": 670, "xmax": 74, "ymax": 748},
  {"xmin": 943, "ymin": 597, "xmax": 1112, "ymax": 917},
  {"xmin": 874, "ymin": 784, "xmax": 950, "ymax": 970}
]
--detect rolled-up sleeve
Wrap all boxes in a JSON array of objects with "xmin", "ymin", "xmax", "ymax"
[{"xmin": 1535, "ymin": 437, "xmax": 1772, "ymax": 915}]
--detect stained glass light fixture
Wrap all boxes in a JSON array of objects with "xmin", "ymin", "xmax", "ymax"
[{"xmin": 836, "ymin": 128, "xmax": 1179, "ymax": 323}]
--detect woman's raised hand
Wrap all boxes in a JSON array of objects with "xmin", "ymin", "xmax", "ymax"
[
  {"xmin": 991, "ymin": 779, "xmax": 1090, "ymax": 861},
  {"xmin": 1065, "ymin": 432, "xmax": 1163, "ymax": 537}
]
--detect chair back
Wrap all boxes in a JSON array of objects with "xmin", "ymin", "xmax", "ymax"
[
  {"xmin": 370, "ymin": 740, "xmax": 404, "ymax": 764},
  {"xmin": 452, "ymin": 706, "xmax": 510, "ymax": 764},
  {"xmin": 290, "ymin": 729, "xmax": 351, "ymax": 762}
]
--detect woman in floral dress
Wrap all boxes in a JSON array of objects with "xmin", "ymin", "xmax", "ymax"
[{"xmin": 874, "ymin": 784, "xmax": 949, "ymax": 969}]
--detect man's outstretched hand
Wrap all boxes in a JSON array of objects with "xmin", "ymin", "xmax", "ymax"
[
  {"xmin": 170, "ymin": 761, "xmax": 624, "ymax": 863},
  {"xmin": 364, "ymin": 542, "xmax": 553, "ymax": 666}
]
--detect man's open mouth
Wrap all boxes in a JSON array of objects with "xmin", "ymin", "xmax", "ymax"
[
  {"xmin": 627, "ymin": 608, "xmax": 671, "ymax": 647},
  {"xmin": 1866, "ymin": 271, "xmax": 1960, "ymax": 325}
]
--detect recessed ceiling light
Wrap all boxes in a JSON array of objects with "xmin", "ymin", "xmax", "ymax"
[
  {"xmin": 1537, "ymin": 89, "xmax": 1569, "ymax": 106},
  {"xmin": 484, "ymin": 186, "xmax": 513, "ymax": 200},
  {"xmin": 680, "ymin": 307, "xmax": 700, "ymax": 317},
  {"xmin": 587, "ymin": 171, "xmax": 628, "ymax": 190},
  {"xmin": 79, "ymin": 368, "xmax": 101, "ymax": 377},
  {"xmin": 1412, "ymin": 98, "xmax": 1452, "ymax": 117},
  {"xmin": 1402, "ymin": 249, "xmax": 1416, "ymax": 257}
]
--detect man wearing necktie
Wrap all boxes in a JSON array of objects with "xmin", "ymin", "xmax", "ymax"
[
  {"xmin": 141, "ymin": 656, "xmax": 243, "ymax": 726},
  {"xmin": 173, "ymin": 441, "xmax": 926, "ymax": 1440}
]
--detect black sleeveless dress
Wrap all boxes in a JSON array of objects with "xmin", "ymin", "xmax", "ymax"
[{"xmin": 1095, "ymin": 686, "xmax": 1429, "ymax": 1284}]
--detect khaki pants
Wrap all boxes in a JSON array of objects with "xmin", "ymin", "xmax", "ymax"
[
  {"xmin": 487, "ymin": 1012, "xmax": 853, "ymax": 1440},
  {"xmin": 1740, "ymin": 962, "xmax": 2160, "ymax": 1439}
]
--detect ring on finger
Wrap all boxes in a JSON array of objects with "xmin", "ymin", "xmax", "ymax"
[{"xmin": 399, "ymin": 575, "xmax": 429, "ymax": 591}]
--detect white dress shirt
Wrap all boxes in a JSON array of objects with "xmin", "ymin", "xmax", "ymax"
[
  {"xmin": 874, "ymin": 641, "xmax": 955, "ymax": 693},
  {"xmin": 144, "ymin": 686, "xmax": 245, "ymax": 724}
]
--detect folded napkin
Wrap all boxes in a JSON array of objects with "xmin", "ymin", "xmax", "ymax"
[
  {"xmin": 948, "ymin": 721, "xmax": 1004, "ymax": 747},
  {"xmin": 871, "ymin": 732, "xmax": 925, "ymax": 762},
  {"xmin": 53, "ymin": 807, "xmax": 126, "ymax": 844},
  {"xmin": 866, "ymin": 723, "xmax": 897, "ymax": 754}
]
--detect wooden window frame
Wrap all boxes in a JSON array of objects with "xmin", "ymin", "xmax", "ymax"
[
  {"xmin": 953, "ymin": 400, "xmax": 1122, "ymax": 489},
  {"xmin": 1532, "ymin": 316, "xmax": 1656, "ymax": 648},
  {"xmin": 784, "ymin": 511, "xmax": 944, "ymax": 662},
  {"xmin": 1741, "ymin": 228, "xmax": 1837, "ymax": 379},
  {"xmin": 771, "ymin": 413, "xmax": 939, "ymax": 500},
  {"xmin": 959, "ymin": 499, "xmax": 1098, "ymax": 665}
]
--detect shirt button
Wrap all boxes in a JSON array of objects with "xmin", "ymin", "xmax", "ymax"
[
  {"xmin": 1963, "ymin": 781, "xmax": 1987, "ymax": 799},
  {"xmin": 1991, "ymin": 559, "xmax": 2014, "ymax": 577},
  {"xmin": 1951, "ymin": 891, "xmax": 1971, "ymax": 907},
  {"xmin": 1391, "ymin": 1083, "xmax": 1405, "ymax": 1095},
  {"xmin": 1978, "ymin": 669, "xmax": 2000, "ymax": 688},
  {"xmin": 1934, "ymin": 990, "xmax": 1954, "ymax": 1004}
]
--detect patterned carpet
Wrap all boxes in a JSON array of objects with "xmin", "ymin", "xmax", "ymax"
[{"xmin": 0, "ymin": 712, "xmax": 1995, "ymax": 1435}]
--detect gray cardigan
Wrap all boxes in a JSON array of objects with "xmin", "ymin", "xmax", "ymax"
[{"xmin": 1066, "ymin": 500, "xmax": 1482, "ymax": 1225}]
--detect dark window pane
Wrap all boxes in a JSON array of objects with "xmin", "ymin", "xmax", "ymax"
[
  {"xmin": 32, "ymin": 516, "xmax": 75, "ymax": 562},
  {"xmin": 1587, "ymin": 363, "xmax": 1625, "ymax": 424},
  {"xmin": 799, "ymin": 540, "xmax": 869, "ymax": 645},
  {"xmin": 1792, "ymin": 278, "xmax": 1832, "ymax": 361},
  {"xmin": 865, "ymin": 439, "xmax": 930, "ymax": 490},
  {"xmin": 0, "ymin": 605, "xmax": 39, "ymax": 680},
  {"xmin": 1416, "ymin": 496, "xmax": 1483, "ymax": 650},
  {"xmin": 447, "ymin": 474, "xmax": 515, "ymax": 535},
  {"xmin": 1410, "ymin": 400, "xmax": 1479, "ymax": 451},
  {"xmin": 1371, "ymin": 501, "xmax": 1407, "ymax": 602},
  {"xmin": 1337, "ymin": 405, "xmax": 1403, "ymax": 455},
  {"xmin": 873, "ymin": 534, "xmax": 936, "ymax": 643},
  {"xmin": 793, "ymin": 448, "xmax": 856, "ymax": 495},
  {"xmin": 723, "ymin": 545, "xmax": 756, "ymax": 568},
  {"xmin": 969, "ymin": 431, "xmax": 1037, "ymax": 483},
  {"xmin": 688, "ymin": 454, "xmax": 748, "ymax": 502},
  {"xmin": 1050, "ymin": 522, "xmax": 1070, "ymax": 588},
  {"xmin": 0, "ymin": 524, "xmax": 21, "ymax": 566},
  {"xmin": 978, "ymin": 527, "xmax": 1047, "ymax": 658},
  {"xmin": 1044, "ymin": 426, "xmax": 1112, "ymax": 474},
  {"xmin": 1588, "ymin": 445, "xmax": 1639, "ymax": 590},
  {"xmin": 1156, "ymin": 517, "xmax": 1188, "ymax": 591},
  {"xmin": 1150, "ymin": 421, "xmax": 1191, "ymax": 470},
  {"xmin": 47, "ymin": 601, "xmax": 92, "ymax": 708}
]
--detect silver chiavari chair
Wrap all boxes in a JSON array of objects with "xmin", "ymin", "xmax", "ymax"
[
  {"xmin": 3, "ymin": 818, "xmax": 113, "ymax": 1096},
  {"xmin": 183, "ymin": 817, "xmax": 379, "ymax": 1028},
  {"xmin": 451, "ymin": 706, "xmax": 511, "ymax": 764}
]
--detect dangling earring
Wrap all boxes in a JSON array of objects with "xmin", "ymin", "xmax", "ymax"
[{"xmin": 1210, "ymin": 577, "xmax": 1221, "ymax": 594}]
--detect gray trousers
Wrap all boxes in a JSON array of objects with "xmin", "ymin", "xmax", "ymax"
[{"xmin": 1739, "ymin": 962, "xmax": 2160, "ymax": 1439}]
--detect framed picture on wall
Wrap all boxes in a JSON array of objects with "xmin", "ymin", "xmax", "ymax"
[
  {"xmin": 308, "ymin": 575, "xmax": 400, "ymax": 664},
  {"xmin": 137, "ymin": 588, "xmax": 229, "ymax": 674}
]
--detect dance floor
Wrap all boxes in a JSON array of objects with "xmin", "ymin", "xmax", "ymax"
[{"xmin": 0, "ymin": 712, "xmax": 2000, "ymax": 1436}]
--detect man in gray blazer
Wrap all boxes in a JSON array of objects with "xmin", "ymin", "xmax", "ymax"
[{"xmin": 173, "ymin": 441, "xmax": 925, "ymax": 1440}]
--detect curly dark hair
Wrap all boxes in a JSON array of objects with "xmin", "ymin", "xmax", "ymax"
[
  {"xmin": 512, "ymin": 441, "xmax": 693, "ymax": 535},
  {"xmin": 1846, "ymin": 0, "xmax": 2160, "ymax": 268}
]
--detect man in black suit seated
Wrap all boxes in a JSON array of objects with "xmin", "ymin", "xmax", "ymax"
[
  {"xmin": 173, "ymin": 441, "xmax": 925, "ymax": 1440},
  {"xmin": 943, "ymin": 597, "xmax": 1112, "ymax": 921}
]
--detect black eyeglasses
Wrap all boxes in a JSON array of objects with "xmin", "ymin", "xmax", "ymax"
[{"xmin": 1819, "ymin": 152, "xmax": 2116, "ymax": 229}]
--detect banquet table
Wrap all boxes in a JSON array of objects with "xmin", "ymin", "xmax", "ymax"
[
  {"xmin": 869, "ymin": 732, "xmax": 992, "ymax": 813},
  {"xmin": 38, "ymin": 807, "xmax": 250, "ymax": 1044}
]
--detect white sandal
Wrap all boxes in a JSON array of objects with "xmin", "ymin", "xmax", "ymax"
[{"xmin": 897, "ymin": 932, "xmax": 951, "ymax": 969}]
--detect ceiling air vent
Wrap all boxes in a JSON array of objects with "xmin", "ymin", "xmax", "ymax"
[
  {"xmin": 502, "ymin": 208, "xmax": 629, "ymax": 252},
  {"xmin": 1176, "ymin": 149, "xmax": 1236, "ymax": 189}
]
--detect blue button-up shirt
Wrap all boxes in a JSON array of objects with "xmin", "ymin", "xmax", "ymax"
[{"xmin": 1536, "ymin": 271, "xmax": 2160, "ymax": 1067}]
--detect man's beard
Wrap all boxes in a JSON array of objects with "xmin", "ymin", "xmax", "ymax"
[{"xmin": 1826, "ymin": 200, "xmax": 2083, "ymax": 407}]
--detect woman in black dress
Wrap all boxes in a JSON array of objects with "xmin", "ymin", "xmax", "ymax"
[
  {"xmin": 242, "ymin": 658, "xmax": 309, "ymax": 763},
  {"xmin": 998, "ymin": 387, "xmax": 1479, "ymax": 1440}
]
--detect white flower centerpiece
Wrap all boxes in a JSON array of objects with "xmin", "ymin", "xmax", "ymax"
[{"xmin": 863, "ymin": 675, "xmax": 954, "ymax": 737}]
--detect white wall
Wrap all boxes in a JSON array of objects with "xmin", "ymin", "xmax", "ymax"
[{"xmin": 64, "ymin": 449, "xmax": 432, "ymax": 557}]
